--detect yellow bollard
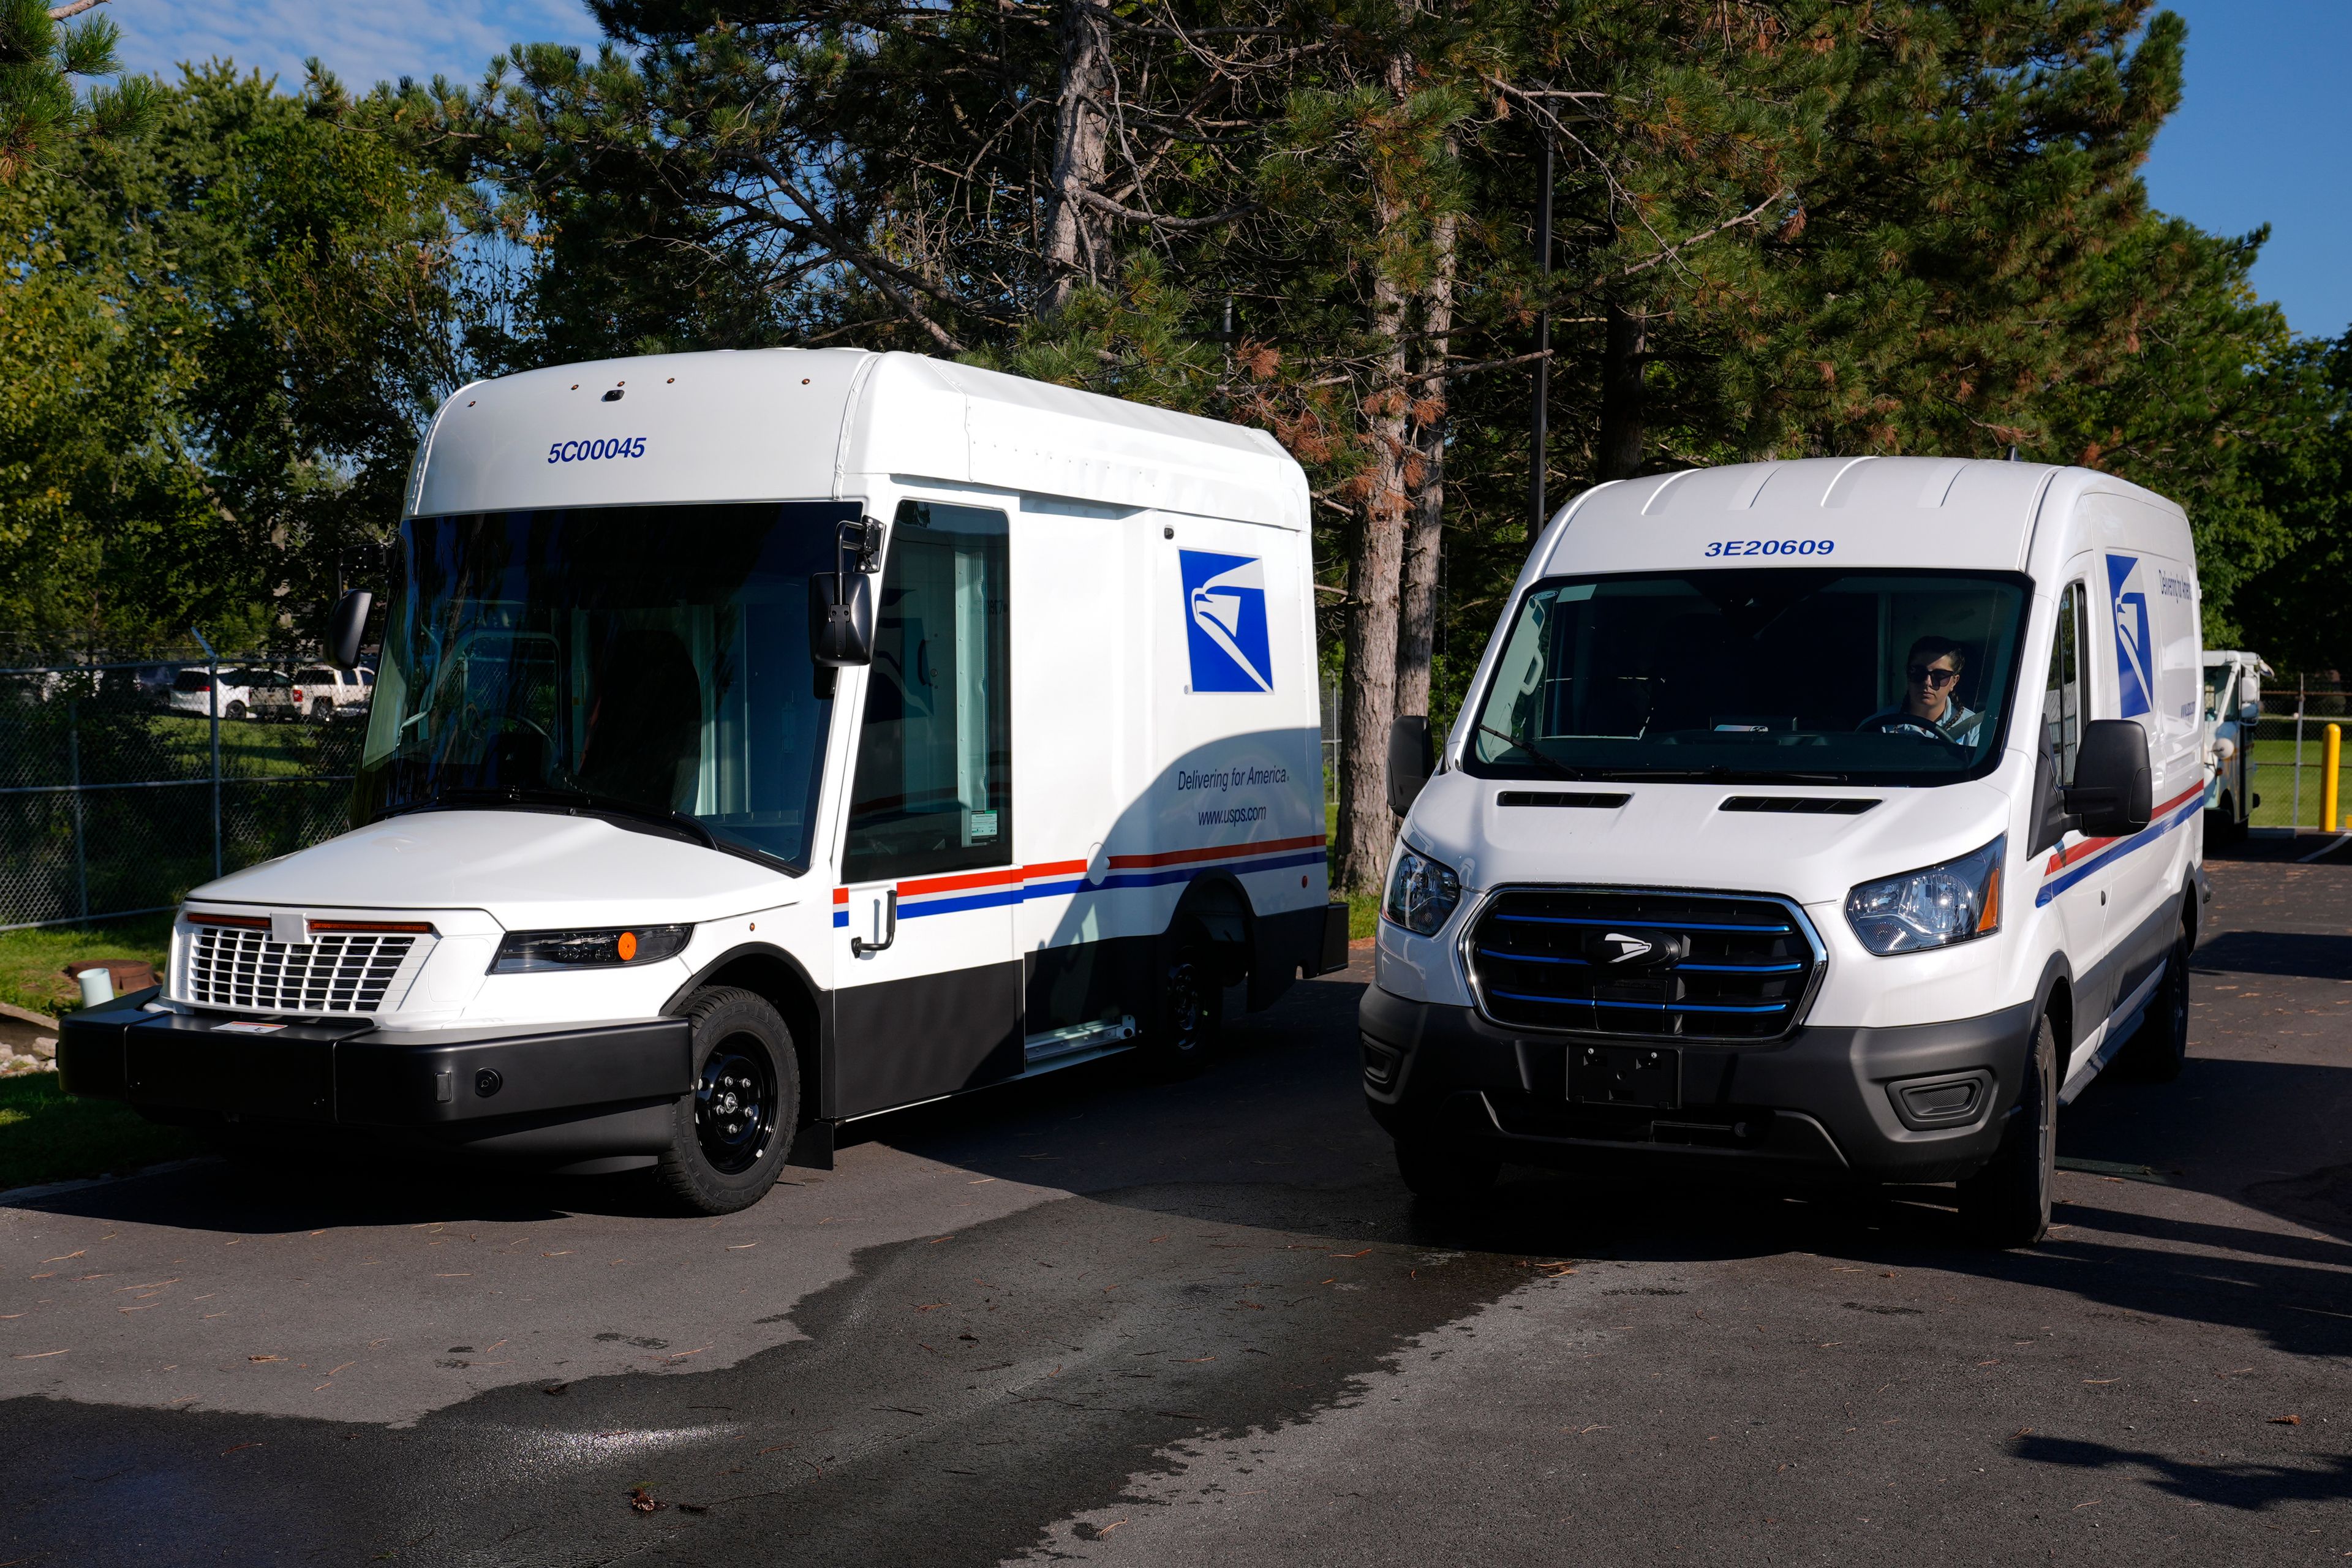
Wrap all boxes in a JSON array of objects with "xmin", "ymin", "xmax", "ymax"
[{"xmin": 2326, "ymin": 723, "xmax": 2342, "ymax": 833}]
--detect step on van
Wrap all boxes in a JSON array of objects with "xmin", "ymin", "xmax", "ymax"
[
  {"xmin": 61, "ymin": 349, "xmax": 1346, "ymax": 1213},
  {"xmin": 1365, "ymin": 457, "xmax": 2207, "ymax": 1246}
]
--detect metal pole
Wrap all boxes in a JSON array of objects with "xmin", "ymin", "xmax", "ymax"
[
  {"xmin": 2294, "ymin": 677, "xmax": 2305, "ymax": 829},
  {"xmin": 69, "ymin": 695, "xmax": 86, "ymax": 919},
  {"xmin": 1528, "ymin": 126, "xmax": 1553, "ymax": 537},
  {"xmin": 193, "ymin": 627, "xmax": 221, "ymax": 880}
]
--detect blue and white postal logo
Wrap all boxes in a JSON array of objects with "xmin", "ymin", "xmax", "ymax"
[
  {"xmin": 2106, "ymin": 552, "xmax": 2153, "ymax": 720},
  {"xmin": 1180, "ymin": 550, "xmax": 1274, "ymax": 693}
]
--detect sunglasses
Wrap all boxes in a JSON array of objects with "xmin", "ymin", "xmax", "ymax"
[{"xmin": 1907, "ymin": 665, "xmax": 1959, "ymax": 687}]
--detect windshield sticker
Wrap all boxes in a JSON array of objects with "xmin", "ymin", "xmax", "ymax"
[
  {"xmin": 2106, "ymin": 552, "xmax": 2154, "ymax": 718},
  {"xmin": 1180, "ymin": 550, "xmax": 1275, "ymax": 693},
  {"xmin": 546, "ymin": 437, "xmax": 647, "ymax": 464},
  {"xmin": 1703, "ymin": 539, "xmax": 1834, "ymax": 557}
]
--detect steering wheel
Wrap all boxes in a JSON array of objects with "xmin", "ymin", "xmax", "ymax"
[{"xmin": 1860, "ymin": 715, "xmax": 1971, "ymax": 755}]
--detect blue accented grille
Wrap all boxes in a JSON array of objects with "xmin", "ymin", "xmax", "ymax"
[{"xmin": 1470, "ymin": 888, "xmax": 1819, "ymax": 1041}]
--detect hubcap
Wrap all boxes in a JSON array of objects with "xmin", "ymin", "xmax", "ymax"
[
  {"xmin": 1166, "ymin": 956, "xmax": 1205, "ymax": 1054},
  {"xmin": 695, "ymin": 1035, "xmax": 777, "ymax": 1175}
]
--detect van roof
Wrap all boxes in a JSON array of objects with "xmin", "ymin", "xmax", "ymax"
[
  {"xmin": 411, "ymin": 348, "xmax": 1309, "ymax": 530},
  {"xmin": 1537, "ymin": 456, "xmax": 2188, "ymax": 579}
]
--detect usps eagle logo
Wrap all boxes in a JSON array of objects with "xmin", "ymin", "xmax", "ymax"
[
  {"xmin": 2106, "ymin": 552, "xmax": 2154, "ymax": 720},
  {"xmin": 1180, "ymin": 550, "xmax": 1275, "ymax": 693}
]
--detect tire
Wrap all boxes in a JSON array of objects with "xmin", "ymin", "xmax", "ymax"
[
  {"xmin": 225, "ymin": 701, "xmax": 247, "ymax": 720},
  {"xmin": 2119, "ymin": 931, "xmax": 2191, "ymax": 1082},
  {"xmin": 655, "ymin": 986, "xmax": 799, "ymax": 1216},
  {"xmin": 1956, "ymin": 1012, "xmax": 2057, "ymax": 1248},
  {"xmin": 1141, "ymin": 927, "xmax": 1221, "ymax": 1079},
  {"xmin": 311, "ymin": 698, "xmax": 333, "ymax": 721},
  {"xmin": 1395, "ymin": 1134, "xmax": 1502, "ymax": 1203}
]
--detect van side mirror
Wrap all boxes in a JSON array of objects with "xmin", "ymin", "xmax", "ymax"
[
  {"xmin": 1387, "ymin": 715, "xmax": 1432, "ymax": 818},
  {"xmin": 326, "ymin": 590, "xmax": 372, "ymax": 670},
  {"xmin": 2238, "ymin": 700, "xmax": 2261, "ymax": 727},
  {"xmin": 2062, "ymin": 719, "xmax": 2151, "ymax": 837},
  {"xmin": 809, "ymin": 517, "xmax": 884, "ymax": 668},
  {"xmin": 809, "ymin": 571, "xmax": 873, "ymax": 666}
]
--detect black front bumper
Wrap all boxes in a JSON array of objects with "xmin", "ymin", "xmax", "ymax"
[
  {"xmin": 1359, "ymin": 987, "xmax": 2035, "ymax": 1184},
  {"xmin": 58, "ymin": 990, "xmax": 692, "ymax": 1161}
]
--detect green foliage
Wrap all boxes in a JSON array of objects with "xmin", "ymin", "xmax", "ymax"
[
  {"xmin": 0, "ymin": 62, "xmax": 486, "ymax": 654},
  {"xmin": 0, "ymin": 0, "xmax": 157, "ymax": 185}
]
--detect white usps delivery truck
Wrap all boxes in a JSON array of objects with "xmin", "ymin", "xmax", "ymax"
[
  {"xmin": 1366, "ymin": 457, "xmax": 2206, "ymax": 1246},
  {"xmin": 61, "ymin": 349, "xmax": 1344, "ymax": 1213}
]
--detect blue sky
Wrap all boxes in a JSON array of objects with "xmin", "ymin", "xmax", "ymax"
[{"xmin": 103, "ymin": 1, "xmax": 2349, "ymax": 341}]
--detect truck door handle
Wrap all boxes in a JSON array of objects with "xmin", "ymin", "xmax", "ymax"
[{"xmin": 852, "ymin": 889, "xmax": 897, "ymax": 956}]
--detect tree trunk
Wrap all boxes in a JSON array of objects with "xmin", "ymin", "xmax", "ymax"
[
  {"xmin": 1041, "ymin": 0, "xmax": 1112, "ymax": 312},
  {"xmin": 1394, "ymin": 192, "xmax": 1457, "ymax": 728},
  {"xmin": 1596, "ymin": 301, "xmax": 1648, "ymax": 481}
]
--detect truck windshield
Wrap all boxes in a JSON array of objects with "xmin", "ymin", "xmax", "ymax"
[
  {"xmin": 354, "ymin": 502, "xmax": 853, "ymax": 872},
  {"xmin": 1464, "ymin": 568, "xmax": 2030, "ymax": 785}
]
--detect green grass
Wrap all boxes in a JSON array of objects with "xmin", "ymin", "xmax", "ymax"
[
  {"xmin": 0, "ymin": 913, "xmax": 173, "ymax": 1018},
  {"xmin": 0, "ymin": 1070, "xmax": 200, "ymax": 1191}
]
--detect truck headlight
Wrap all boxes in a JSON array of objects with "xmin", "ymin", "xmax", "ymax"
[
  {"xmin": 1844, "ymin": 837, "xmax": 2003, "ymax": 955},
  {"xmin": 490, "ymin": 924, "xmax": 693, "ymax": 973},
  {"xmin": 1384, "ymin": 844, "xmax": 1462, "ymax": 937}
]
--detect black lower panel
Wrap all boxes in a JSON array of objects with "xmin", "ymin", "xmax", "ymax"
[
  {"xmin": 833, "ymin": 959, "xmax": 1024, "ymax": 1118},
  {"xmin": 1024, "ymin": 935, "xmax": 1153, "ymax": 1035}
]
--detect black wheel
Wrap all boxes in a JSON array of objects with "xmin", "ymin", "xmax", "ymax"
[
  {"xmin": 1142, "ymin": 928, "xmax": 1221, "ymax": 1079},
  {"xmin": 2120, "ymin": 930, "xmax": 2191, "ymax": 1082},
  {"xmin": 311, "ymin": 698, "xmax": 333, "ymax": 721},
  {"xmin": 1956, "ymin": 1012, "xmax": 2057, "ymax": 1247},
  {"xmin": 1395, "ymin": 1134, "xmax": 1502, "ymax": 1203},
  {"xmin": 224, "ymin": 701, "xmax": 247, "ymax": 719},
  {"xmin": 655, "ymin": 986, "xmax": 798, "ymax": 1215}
]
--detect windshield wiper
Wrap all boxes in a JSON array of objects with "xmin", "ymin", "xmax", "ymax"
[
  {"xmin": 1587, "ymin": 766, "xmax": 1853, "ymax": 784},
  {"xmin": 1474, "ymin": 724, "xmax": 1589, "ymax": 780}
]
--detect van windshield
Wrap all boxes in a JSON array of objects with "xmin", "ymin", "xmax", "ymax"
[
  {"xmin": 1464, "ymin": 569, "xmax": 2030, "ymax": 785},
  {"xmin": 355, "ymin": 502, "xmax": 854, "ymax": 872}
]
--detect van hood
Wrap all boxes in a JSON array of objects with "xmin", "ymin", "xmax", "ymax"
[
  {"xmin": 1400, "ymin": 770, "xmax": 2017, "ymax": 909},
  {"xmin": 187, "ymin": 808, "xmax": 794, "ymax": 929}
]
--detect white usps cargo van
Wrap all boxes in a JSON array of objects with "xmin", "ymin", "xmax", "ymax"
[
  {"xmin": 1365, "ymin": 457, "xmax": 2206, "ymax": 1246},
  {"xmin": 61, "ymin": 349, "xmax": 1344, "ymax": 1212}
]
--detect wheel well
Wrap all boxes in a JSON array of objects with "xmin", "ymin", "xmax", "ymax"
[
  {"xmin": 1174, "ymin": 874, "xmax": 1254, "ymax": 987},
  {"xmin": 691, "ymin": 951, "xmax": 822, "ymax": 1125},
  {"xmin": 2042, "ymin": 975, "xmax": 2075, "ymax": 1052},
  {"xmin": 2182, "ymin": 877, "xmax": 2199, "ymax": 951}
]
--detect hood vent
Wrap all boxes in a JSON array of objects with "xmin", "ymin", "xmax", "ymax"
[
  {"xmin": 1719, "ymin": 796, "xmax": 1879, "ymax": 816},
  {"xmin": 1497, "ymin": 791, "xmax": 1632, "ymax": 809}
]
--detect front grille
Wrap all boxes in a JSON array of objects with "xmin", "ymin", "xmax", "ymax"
[
  {"xmin": 1468, "ymin": 887, "xmax": 1819, "ymax": 1042},
  {"xmin": 185, "ymin": 927, "xmax": 417, "ymax": 1015}
]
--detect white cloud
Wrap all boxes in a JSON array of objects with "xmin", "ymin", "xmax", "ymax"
[{"xmin": 104, "ymin": 0, "xmax": 607, "ymax": 95}]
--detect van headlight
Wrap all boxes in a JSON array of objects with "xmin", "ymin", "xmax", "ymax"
[
  {"xmin": 1844, "ymin": 837, "xmax": 2003, "ymax": 955},
  {"xmin": 490, "ymin": 924, "xmax": 693, "ymax": 973},
  {"xmin": 1384, "ymin": 845, "xmax": 1462, "ymax": 936}
]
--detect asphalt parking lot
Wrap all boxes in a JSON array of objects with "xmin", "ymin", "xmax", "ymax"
[{"xmin": 5, "ymin": 843, "xmax": 2350, "ymax": 1567}]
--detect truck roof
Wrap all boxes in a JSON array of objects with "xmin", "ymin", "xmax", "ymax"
[
  {"xmin": 1536, "ymin": 456, "xmax": 2188, "ymax": 579},
  {"xmin": 410, "ymin": 348, "xmax": 1310, "ymax": 530}
]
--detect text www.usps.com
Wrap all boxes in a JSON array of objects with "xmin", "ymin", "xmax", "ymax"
[{"xmin": 1198, "ymin": 804, "xmax": 1268, "ymax": 826}]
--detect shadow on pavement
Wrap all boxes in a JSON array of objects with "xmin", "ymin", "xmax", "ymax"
[
  {"xmin": 2011, "ymin": 1434, "xmax": 2352, "ymax": 1511},
  {"xmin": 2192, "ymin": 930, "xmax": 2352, "ymax": 979}
]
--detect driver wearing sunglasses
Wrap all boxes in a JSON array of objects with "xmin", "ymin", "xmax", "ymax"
[{"xmin": 1861, "ymin": 635, "xmax": 1983, "ymax": 746}]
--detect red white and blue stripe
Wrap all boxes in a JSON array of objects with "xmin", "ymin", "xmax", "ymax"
[
  {"xmin": 832, "ymin": 834, "xmax": 1327, "ymax": 925},
  {"xmin": 2034, "ymin": 783, "xmax": 2204, "ymax": 907}
]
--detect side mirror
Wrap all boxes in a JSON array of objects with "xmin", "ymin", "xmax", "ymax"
[
  {"xmin": 1387, "ymin": 715, "xmax": 1432, "ymax": 818},
  {"xmin": 2062, "ymin": 718, "xmax": 2151, "ymax": 837},
  {"xmin": 326, "ymin": 590, "xmax": 372, "ymax": 671},
  {"xmin": 809, "ymin": 571, "xmax": 874, "ymax": 666}
]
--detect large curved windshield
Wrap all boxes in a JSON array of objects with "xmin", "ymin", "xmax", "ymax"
[
  {"xmin": 1466, "ymin": 569, "xmax": 2030, "ymax": 785},
  {"xmin": 355, "ymin": 502, "xmax": 854, "ymax": 872}
]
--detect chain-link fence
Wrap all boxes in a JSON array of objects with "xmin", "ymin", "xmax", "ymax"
[
  {"xmin": 0, "ymin": 657, "xmax": 367, "ymax": 930},
  {"xmin": 2245, "ymin": 677, "xmax": 2350, "ymax": 832}
]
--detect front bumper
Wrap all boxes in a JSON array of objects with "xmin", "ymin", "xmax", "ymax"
[
  {"xmin": 1359, "ymin": 987, "xmax": 2036, "ymax": 1184},
  {"xmin": 58, "ymin": 989, "xmax": 692, "ymax": 1162}
]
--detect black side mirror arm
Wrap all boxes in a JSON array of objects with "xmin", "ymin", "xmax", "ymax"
[{"xmin": 810, "ymin": 517, "xmax": 886, "ymax": 669}]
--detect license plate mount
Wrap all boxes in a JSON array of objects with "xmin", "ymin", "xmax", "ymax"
[{"xmin": 1569, "ymin": 1044, "xmax": 1680, "ymax": 1110}]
